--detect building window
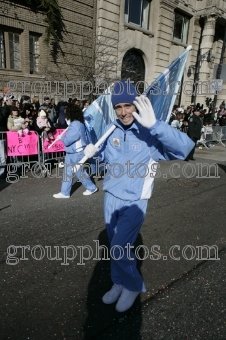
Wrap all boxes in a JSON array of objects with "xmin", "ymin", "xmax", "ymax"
[
  {"xmin": 173, "ymin": 11, "xmax": 190, "ymax": 44},
  {"xmin": 124, "ymin": 0, "xmax": 150, "ymax": 30},
  {"xmin": 29, "ymin": 34, "xmax": 40, "ymax": 74},
  {"xmin": 0, "ymin": 30, "xmax": 6, "ymax": 68},
  {"xmin": 0, "ymin": 28, "xmax": 21, "ymax": 70},
  {"xmin": 121, "ymin": 48, "xmax": 145, "ymax": 93},
  {"xmin": 9, "ymin": 32, "xmax": 21, "ymax": 69}
]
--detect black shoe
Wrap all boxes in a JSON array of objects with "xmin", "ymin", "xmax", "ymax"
[{"xmin": 189, "ymin": 158, "xmax": 196, "ymax": 161}]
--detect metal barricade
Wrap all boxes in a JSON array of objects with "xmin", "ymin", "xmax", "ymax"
[
  {"xmin": 0, "ymin": 130, "xmax": 41, "ymax": 177},
  {"xmin": 221, "ymin": 126, "xmax": 226, "ymax": 145},
  {"xmin": 197, "ymin": 126, "xmax": 226, "ymax": 148},
  {"xmin": 0, "ymin": 131, "xmax": 7, "ymax": 176},
  {"xmin": 38, "ymin": 129, "xmax": 66, "ymax": 176}
]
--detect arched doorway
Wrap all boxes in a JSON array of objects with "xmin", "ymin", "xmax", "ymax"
[{"xmin": 121, "ymin": 48, "xmax": 145, "ymax": 93}]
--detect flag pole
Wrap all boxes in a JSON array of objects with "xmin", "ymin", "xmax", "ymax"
[
  {"xmin": 47, "ymin": 128, "xmax": 68, "ymax": 149},
  {"xmin": 73, "ymin": 124, "xmax": 116, "ymax": 173}
]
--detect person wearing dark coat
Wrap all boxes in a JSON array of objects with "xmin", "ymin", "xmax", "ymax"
[
  {"xmin": 219, "ymin": 113, "xmax": 226, "ymax": 126},
  {"xmin": 186, "ymin": 107, "xmax": 202, "ymax": 161},
  {"xmin": 219, "ymin": 101, "xmax": 225, "ymax": 111},
  {"xmin": 0, "ymin": 95, "xmax": 14, "ymax": 131},
  {"xmin": 21, "ymin": 103, "xmax": 36, "ymax": 131},
  {"xmin": 56, "ymin": 102, "xmax": 68, "ymax": 129}
]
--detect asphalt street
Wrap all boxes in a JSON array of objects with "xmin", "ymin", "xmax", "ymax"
[{"xmin": 0, "ymin": 145, "xmax": 226, "ymax": 340}]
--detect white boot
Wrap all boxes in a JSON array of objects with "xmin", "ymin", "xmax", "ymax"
[
  {"xmin": 102, "ymin": 284, "xmax": 123, "ymax": 304},
  {"xmin": 115, "ymin": 287, "xmax": 140, "ymax": 312}
]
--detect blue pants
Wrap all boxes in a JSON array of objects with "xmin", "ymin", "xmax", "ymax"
[
  {"xmin": 61, "ymin": 152, "xmax": 97, "ymax": 196},
  {"xmin": 104, "ymin": 192, "xmax": 148, "ymax": 292}
]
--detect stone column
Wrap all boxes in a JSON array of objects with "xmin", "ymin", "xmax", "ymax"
[
  {"xmin": 198, "ymin": 15, "xmax": 217, "ymax": 81},
  {"xmin": 195, "ymin": 15, "xmax": 217, "ymax": 104}
]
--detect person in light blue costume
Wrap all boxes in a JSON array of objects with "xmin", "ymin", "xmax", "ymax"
[
  {"xmin": 83, "ymin": 79, "xmax": 195, "ymax": 312},
  {"xmin": 53, "ymin": 104, "xmax": 98, "ymax": 198}
]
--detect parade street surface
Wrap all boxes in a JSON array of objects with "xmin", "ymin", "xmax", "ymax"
[{"xmin": 0, "ymin": 145, "xmax": 226, "ymax": 340}]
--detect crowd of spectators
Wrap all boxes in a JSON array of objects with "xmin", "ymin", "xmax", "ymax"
[
  {"xmin": 0, "ymin": 95, "xmax": 90, "ymax": 137},
  {"xmin": 0, "ymin": 95, "xmax": 90, "ymax": 177},
  {"xmin": 168, "ymin": 99, "xmax": 226, "ymax": 155},
  {"xmin": 168, "ymin": 99, "xmax": 226, "ymax": 133}
]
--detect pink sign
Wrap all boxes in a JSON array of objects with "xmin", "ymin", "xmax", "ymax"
[
  {"xmin": 42, "ymin": 129, "xmax": 65, "ymax": 153},
  {"xmin": 7, "ymin": 131, "xmax": 39, "ymax": 156}
]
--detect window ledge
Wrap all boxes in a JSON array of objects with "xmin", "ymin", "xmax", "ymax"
[
  {"xmin": 124, "ymin": 23, "xmax": 154, "ymax": 37},
  {"xmin": 171, "ymin": 40, "xmax": 188, "ymax": 48},
  {"xmin": 0, "ymin": 69, "xmax": 45, "ymax": 79},
  {"xmin": 0, "ymin": 68, "xmax": 23, "ymax": 73}
]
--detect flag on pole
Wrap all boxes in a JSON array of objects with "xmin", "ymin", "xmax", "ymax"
[
  {"xmin": 83, "ymin": 87, "xmax": 116, "ymax": 145},
  {"xmin": 83, "ymin": 87, "xmax": 116, "ymax": 174},
  {"xmin": 84, "ymin": 45, "xmax": 192, "ymax": 140},
  {"xmin": 83, "ymin": 46, "xmax": 192, "ymax": 173},
  {"xmin": 144, "ymin": 45, "xmax": 192, "ymax": 123}
]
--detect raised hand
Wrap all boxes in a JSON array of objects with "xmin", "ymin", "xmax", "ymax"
[{"xmin": 132, "ymin": 95, "xmax": 156, "ymax": 128}]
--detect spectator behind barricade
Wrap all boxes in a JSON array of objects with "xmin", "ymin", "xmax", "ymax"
[
  {"xmin": 19, "ymin": 95, "xmax": 31, "ymax": 112},
  {"xmin": 219, "ymin": 111, "xmax": 226, "ymax": 126},
  {"xmin": 170, "ymin": 112, "xmax": 184, "ymax": 130},
  {"xmin": 0, "ymin": 96, "xmax": 5, "ymax": 131},
  {"xmin": 183, "ymin": 106, "xmax": 192, "ymax": 128},
  {"xmin": 203, "ymin": 110, "xmax": 209, "ymax": 125},
  {"xmin": 56, "ymin": 99, "xmax": 63, "ymax": 115},
  {"xmin": 199, "ymin": 109, "xmax": 205, "ymax": 126},
  {"xmin": 82, "ymin": 100, "xmax": 89, "ymax": 112},
  {"xmin": 13, "ymin": 99, "xmax": 20, "ymax": 110},
  {"xmin": 40, "ymin": 96, "xmax": 57, "ymax": 125},
  {"xmin": 72, "ymin": 98, "xmax": 81, "ymax": 108},
  {"xmin": 214, "ymin": 111, "xmax": 221, "ymax": 126},
  {"xmin": 0, "ymin": 97, "xmax": 3, "ymax": 109},
  {"xmin": 220, "ymin": 101, "xmax": 225, "ymax": 111},
  {"xmin": 56, "ymin": 102, "xmax": 68, "ymax": 129},
  {"xmin": 32, "ymin": 96, "xmax": 40, "ymax": 113},
  {"xmin": 34, "ymin": 109, "xmax": 55, "ymax": 142},
  {"xmin": 21, "ymin": 103, "xmax": 35, "ymax": 131},
  {"xmin": 202, "ymin": 108, "xmax": 207, "ymax": 118},
  {"xmin": 168, "ymin": 105, "xmax": 178, "ymax": 125},
  {"xmin": 22, "ymin": 95, "xmax": 31, "ymax": 104},
  {"xmin": 7, "ymin": 106, "xmax": 29, "ymax": 136},
  {"xmin": 19, "ymin": 95, "xmax": 32, "ymax": 116},
  {"xmin": 1, "ymin": 94, "xmax": 14, "ymax": 131},
  {"xmin": 51, "ymin": 98, "xmax": 58, "ymax": 118},
  {"xmin": 186, "ymin": 106, "xmax": 193, "ymax": 115},
  {"xmin": 0, "ymin": 96, "xmax": 7, "ymax": 177}
]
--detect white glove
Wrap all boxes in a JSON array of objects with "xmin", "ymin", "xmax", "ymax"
[
  {"xmin": 84, "ymin": 144, "xmax": 99, "ymax": 158},
  {"xmin": 56, "ymin": 135, "xmax": 61, "ymax": 140},
  {"xmin": 132, "ymin": 95, "xmax": 156, "ymax": 128},
  {"xmin": 65, "ymin": 119, "xmax": 71, "ymax": 125}
]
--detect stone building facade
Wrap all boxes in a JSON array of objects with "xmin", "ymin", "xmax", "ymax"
[
  {"xmin": 96, "ymin": 0, "xmax": 226, "ymax": 107},
  {"xmin": 0, "ymin": 0, "xmax": 97, "ymax": 102}
]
